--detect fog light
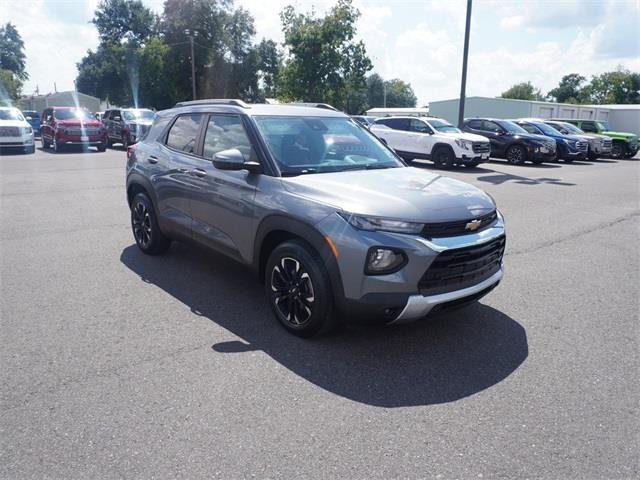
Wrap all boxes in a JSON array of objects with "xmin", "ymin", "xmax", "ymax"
[{"xmin": 365, "ymin": 247, "xmax": 406, "ymax": 275}]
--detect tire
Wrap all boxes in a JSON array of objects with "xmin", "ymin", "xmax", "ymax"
[
  {"xmin": 265, "ymin": 240, "xmax": 337, "ymax": 338},
  {"xmin": 465, "ymin": 161, "xmax": 481, "ymax": 168},
  {"xmin": 611, "ymin": 142, "xmax": 627, "ymax": 159},
  {"xmin": 24, "ymin": 145, "xmax": 35, "ymax": 154},
  {"xmin": 41, "ymin": 136, "xmax": 50, "ymax": 149},
  {"xmin": 122, "ymin": 135, "xmax": 129, "ymax": 151},
  {"xmin": 505, "ymin": 144, "xmax": 526, "ymax": 165},
  {"xmin": 53, "ymin": 138, "xmax": 63, "ymax": 153},
  {"xmin": 562, "ymin": 157, "xmax": 574, "ymax": 163},
  {"xmin": 97, "ymin": 143, "xmax": 106, "ymax": 152},
  {"xmin": 130, "ymin": 192, "xmax": 171, "ymax": 255},
  {"xmin": 106, "ymin": 136, "xmax": 112, "ymax": 148},
  {"xmin": 432, "ymin": 146, "xmax": 454, "ymax": 169}
]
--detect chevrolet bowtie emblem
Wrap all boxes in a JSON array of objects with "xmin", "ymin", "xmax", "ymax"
[{"xmin": 465, "ymin": 219, "xmax": 482, "ymax": 231}]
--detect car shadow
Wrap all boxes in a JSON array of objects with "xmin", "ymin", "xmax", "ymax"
[
  {"xmin": 37, "ymin": 146, "xmax": 102, "ymax": 155},
  {"xmin": 478, "ymin": 172, "xmax": 576, "ymax": 186},
  {"xmin": 120, "ymin": 243, "xmax": 528, "ymax": 407}
]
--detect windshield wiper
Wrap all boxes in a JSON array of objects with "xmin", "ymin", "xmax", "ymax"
[{"xmin": 281, "ymin": 168, "xmax": 318, "ymax": 177}]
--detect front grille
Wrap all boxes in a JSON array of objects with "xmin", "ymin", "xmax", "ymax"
[
  {"xmin": 418, "ymin": 235, "xmax": 506, "ymax": 295},
  {"xmin": 576, "ymin": 141, "xmax": 588, "ymax": 152},
  {"xmin": 0, "ymin": 126, "xmax": 20, "ymax": 137},
  {"xmin": 421, "ymin": 210, "xmax": 497, "ymax": 239},
  {"xmin": 65, "ymin": 126, "xmax": 101, "ymax": 135},
  {"xmin": 472, "ymin": 142, "xmax": 490, "ymax": 154},
  {"xmin": 545, "ymin": 141, "xmax": 556, "ymax": 152}
]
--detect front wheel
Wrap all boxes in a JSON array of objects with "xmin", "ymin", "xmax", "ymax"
[
  {"xmin": 265, "ymin": 240, "xmax": 337, "ymax": 337},
  {"xmin": 24, "ymin": 145, "xmax": 35, "ymax": 154},
  {"xmin": 432, "ymin": 146, "xmax": 454, "ymax": 169},
  {"xmin": 122, "ymin": 135, "xmax": 129, "ymax": 151},
  {"xmin": 505, "ymin": 144, "xmax": 526, "ymax": 165},
  {"xmin": 41, "ymin": 136, "xmax": 50, "ymax": 149},
  {"xmin": 53, "ymin": 138, "xmax": 63, "ymax": 153},
  {"xmin": 611, "ymin": 142, "xmax": 627, "ymax": 159},
  {"xmin": 130, "ymin": 192, "xmax": 171, "ymax": 255}
]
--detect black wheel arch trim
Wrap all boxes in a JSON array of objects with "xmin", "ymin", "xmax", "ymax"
[{"xmin": 253, "ymin": 214, "xmax": 346, "ymax": 306}]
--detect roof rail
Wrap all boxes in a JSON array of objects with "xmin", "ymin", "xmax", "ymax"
[
  {"xmin": 283, "ymin": 102, "xmax": 339, "ymax": 111},
  {"xmin": 174, "ymin": 99, "xmax": 250, "ymax": 108}
]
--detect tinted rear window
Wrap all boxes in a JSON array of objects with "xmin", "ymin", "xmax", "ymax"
[{"xmin": 166, "ymin": 114, "xmax": 203, "ymax": 153}]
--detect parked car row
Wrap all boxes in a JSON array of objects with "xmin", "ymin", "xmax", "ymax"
[
  {"xmin": 0, "ymin": 106, "xmax": 157, "ymax": 154},
  {"xmin": 365, "ymin": 113, "xmax": 637, "ymax": 167}
]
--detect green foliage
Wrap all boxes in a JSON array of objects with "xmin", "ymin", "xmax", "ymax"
[
  {"xmin": 383, "ymin": 79, "xmax": 417, "ymax": 108},
  {"xmin": 500, "ymin": 81, "xmax": 545, "ymax": 101},
  {"xmin": 93, "ymin": 0, "xmax": 158, "ymax": 44},
  {"xmin": 0, "ymin": 68, "xmax": 22, "ymax": 103},
  {"xmin": 584, "ymin": 68, "xmax": 640, "ymax": 105},
  {"xmin": 547, "ymin": 74, "xmax": 587, "ymax": 104},
  {"xmin": 256, "ymin": 39, "xmax": 282, "ymax": 98},
  {"xmin": 278, "ymin": 0, "xmax": 372, "ymax": 112},
  {"xmin": 0, "ymin": 22, "xmax": 27, "ymax": 86}
]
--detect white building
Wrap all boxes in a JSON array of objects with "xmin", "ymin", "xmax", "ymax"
[
  {"xmin": 428, "ymin": 96, "xmax": 640, "ymax": 135},
  {"xmin": 365, "ymin": 107, "xmax": 430, "ymax": 117},
  {"xmin": 18, "ymin": 91, "xmax": 103, "ymax": 115}
]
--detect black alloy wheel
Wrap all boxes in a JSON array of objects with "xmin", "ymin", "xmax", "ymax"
[
  {"xmin": 506, "ymin": 144, "xmax": 526, "ymax": 164},
  {"xmin": 611, "ymin": 142, "xmax": 627, "ymax": 159},
  {"xmin": 271, "ymin": 257, "xmax": 316, "ymax": 327},
  {"xmin": 265, "ymin": 240, "xmax": 337, "ymax": 337},
  {"xmin": 432, "ymin": 146, "xmax": 454, "ymax": 169},
  {"xmin": 130, "ymin": 192, "xmax": 171, "ymax": 255}
]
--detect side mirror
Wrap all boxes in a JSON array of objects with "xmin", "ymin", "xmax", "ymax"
[{"xmin": 212, "ymin": 148, "xmax": 260, "ymax": 173}]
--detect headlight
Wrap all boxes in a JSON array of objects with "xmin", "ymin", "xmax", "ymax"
[
  {"xmin": 365, "ymin": 247, "xmax": 407, "ymax": 275},
  {"xmin": 455, "ymin": 139, "xmax": 473, "ymax": 150},
  {"xmin": 338, "ymin": 212, "xmax": 423, "ymax": 234},
  {"xmin": 22, "ymin": 126, "xmax": 33, "ymax": 134}
]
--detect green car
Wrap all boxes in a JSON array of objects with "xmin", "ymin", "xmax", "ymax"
[{"xmin": 552, "ymin": 118, "xmax": 638, "ymax": 159}]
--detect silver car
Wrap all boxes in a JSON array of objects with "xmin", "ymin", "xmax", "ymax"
[{"xmin": 126, "ymin": 100, "xmax": 506, "ymax": 337}]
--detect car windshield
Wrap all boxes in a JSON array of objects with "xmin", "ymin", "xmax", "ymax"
[
  {"xmin": 54, "ymin": 109, "xmax": 94, "ymax": 120},
  {"xmin": 254, "ymin": 116, "xmax": 404, "ymax": 175},
  {"xmin": 532, "ymin": 122, "xmax": 560, "ymax": 136},
  {"xmin": 497, "ymin": 120, "xmax": 528, "ymax": 134},
  {"xmin": 123, "ymin": 110, "xmax": 156, "ymax": 121},
  {"xmin": 429, "ymin": 119, "xmax": 461, "ymax": 133},
  {"xmin": 0, "ymin": 109, "xmax": 25, "ymax": 121},
  {"xmin": 597, "ymin": 121, "xmax": 609, "ymax": 130},
  {"xmin": 549, "ymin": 122, "xmax": 579, "ymax": 134}
]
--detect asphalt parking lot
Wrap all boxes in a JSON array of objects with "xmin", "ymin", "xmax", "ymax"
[{"xmin": 1, "ymin": 146, "xmax": 638, "ymax": 479}]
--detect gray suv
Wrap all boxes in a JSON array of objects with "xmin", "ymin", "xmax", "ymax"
[{"xmin": 126, "ymin": 100, "xmax": 506, "ymax": 337}]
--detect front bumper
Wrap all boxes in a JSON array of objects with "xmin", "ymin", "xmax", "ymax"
[
  {"xmin": 57, "ymin": 132, "xmax": 105, "ymax": 146},
  {"xmin": 528, "ymin": 148, "xmax": 557, "ymax": 161},
  {"xmin": 458, "ymin": 153, "xmax": 490, "ymax": 164},
  {"xmin": 0, "ymin": 134, "xmax": 34, "ymax": 147},
  {"xmin": 390, "ymin": 267, "xmax": 503, "ymax": 323},
  {"xmin": 317, "ymin": 210, "xmax": 506, "ymax": 324}
]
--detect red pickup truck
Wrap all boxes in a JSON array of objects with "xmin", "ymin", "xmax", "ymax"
[{"xmin": 40, "ymin": 107, "xmax": 106, "ymax": 152}]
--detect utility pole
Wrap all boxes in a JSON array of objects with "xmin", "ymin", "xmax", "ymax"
[
  {"xmin": 184, "ymin": 29, "xmax": 197, "ymax": 100},
  {"xmin": 457, "ymin": 0, "xmax": 472, "ymax": 128},
  {"xmin": 383, "ymin": 83, "xmax": 387, "ymax": 108}
]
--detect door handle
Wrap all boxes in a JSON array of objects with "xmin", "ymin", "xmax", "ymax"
[
  {"xmin": 191, "ymin": 168, "xmax": 207, "ymax": 178},
  {"xmin": 148, "ymin": 155, "xmax": 158, "ymax": 164}
]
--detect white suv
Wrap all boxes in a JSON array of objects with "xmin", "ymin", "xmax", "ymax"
[
  {"xmin": 0, "ymin": 107, "xmax": 35, "ymax": 154},
  {"xmin": 370, "ymin": 116, "xmax": 491, "ymax": 168}
]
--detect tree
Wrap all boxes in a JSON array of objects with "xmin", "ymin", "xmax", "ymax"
[
  {"xmin": 0, "ymin": 68, "xmax": 22, "ymax": 103},
  {"xmin": 584, "ymin": 68, "xmax": 640, "ymax": 105},
  {"xmin": 0, "ymin": 22, "xmax": 27, "ymax": 81},
  {"xmin": 383, "ymin": 78, "xmax": 417, "ymax": 108},
  {"xmin": 547, "ymin": 74, "xmax": 587, "ymax": 104},
  {"xmin": 366, "ymin": 73, "xmax": 384, "ymax": 108},
  {"xmin": 256, "ymin": 39, "xmax": 282, "ymax": 98},
  {"xmin": 500, "ymin": 81, "xmax": 545, "ymax": 101},
  {"xmin": 93, "ymin": 0, "xmax": 157, "ymax": 45},
  {"xmin": 278, "ymin": 0, "xmax": 372, "ymax": 111}
]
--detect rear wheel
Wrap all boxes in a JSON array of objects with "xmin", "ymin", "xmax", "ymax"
[
  {"xmin": 265, "ymin": 240, "xmax": 337, "ymax": 337},
  {"xmin": 505, "ymin": 144, "xmax": 526, "ymax": 165},
  {"xmin": 432, "ymin": 146, "xmax": 454, "ymax": 169},
  {"xmin": 130, "ymin": 192, "xmax": 171, "ymax": 255}
]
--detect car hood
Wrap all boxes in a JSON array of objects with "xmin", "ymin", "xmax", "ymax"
[
  {"xmin": 0, "ymin": 119, "xmax": 29, "ymax": 128},
  {"xmin": 434, "ymin": 131, "xmax": 489, "ymax": 142},
  {"xmin": 505, "ymin": 132, "xmax": 551, "ymax": 144},
  {"xmin": 282, "ymin": 167, "xmax": 495, "ymax": 223},
  {"xmin": 605, "ymin": 131, "xmax": 638, "ymax": 141}
]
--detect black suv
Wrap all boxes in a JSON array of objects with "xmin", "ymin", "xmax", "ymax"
[
  {"xmin": 462, "ymin": 118, "xmax": 557, "ymax": 164},
  {"xmin": 103, "ymin": 108, "xmax": 156, "ymax": 149}
]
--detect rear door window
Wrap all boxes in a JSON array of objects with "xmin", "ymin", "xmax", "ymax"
[
  {"xmin": 467, "ymin": 119, "xmax": 483, "ymax": 130},
  {"xmin": 409, "ymin": 119, "xmax": 431, "ymax": 133},
  {"xmin": 166, "ymin": 114, "xmax": 203, "ymax": 154}
]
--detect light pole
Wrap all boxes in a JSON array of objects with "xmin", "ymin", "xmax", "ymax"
[
  {"xmin": 457, "ymin": 0, "xmax": 472, "ymax": 128},
  {"xmin": 184, "ymin": 29, "xmax": 198, "ymax": 100}
]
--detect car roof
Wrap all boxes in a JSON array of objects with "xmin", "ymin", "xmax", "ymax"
[{"xmin": 165, "ymin": 102, "xmax": 348, "ymax": 118}]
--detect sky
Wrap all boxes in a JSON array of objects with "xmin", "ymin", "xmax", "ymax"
[{"xmin": 2, "ymin": 0, "xmax": 639, "ymax": 105}]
